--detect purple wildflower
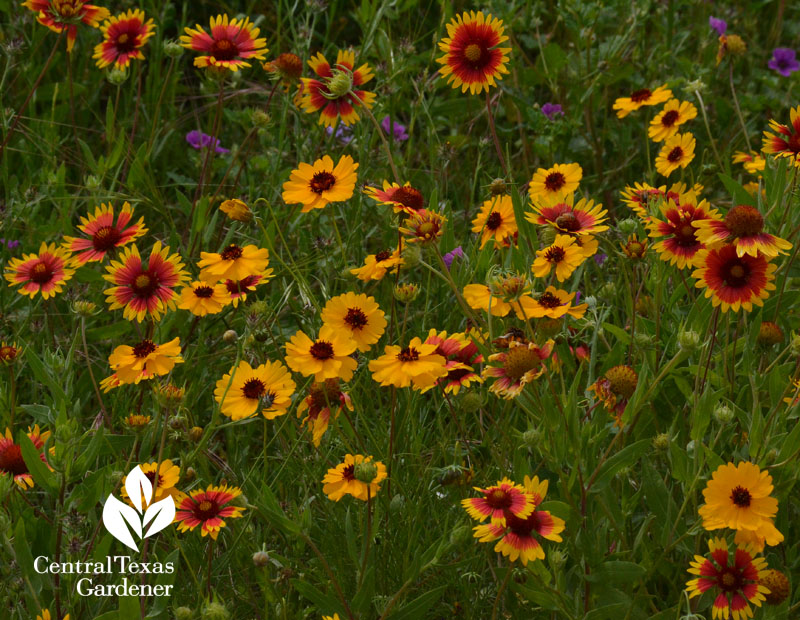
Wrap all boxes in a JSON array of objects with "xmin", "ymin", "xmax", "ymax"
[
  {"xmin": 325, "ymin": 124, "xmax": 354, "ymax": 145},
  {"xmin": 0, "ymin": 239, "xmax": 20, "ymax": 250},
  {"xmin": 185, "ymin": 130, "xmax": 230, "ymax": 154},
  {"xmin": 709, "ymin": 16, "xmax": 727, "ymax": 36},
  {"xmin": 574, "ymin": 291, "xmax": 582, "ymax": 304},
  {"xmin": 593, "ymin": 253, "xmax": 608, "ymax": 267},
  {"xmin": 381, "ymin": 116, "xmax": 409, "ymax": 142},
  {"xmin": 768, "ymin": 48, "xmax": 800, "ymax": 77},
  {"xmin": 541, "ymin": 103, "xmax": 564, "ymax": 121},
  {"xmin": 443, "ymin": 246, "xmax": 465, "ymax": 270}
]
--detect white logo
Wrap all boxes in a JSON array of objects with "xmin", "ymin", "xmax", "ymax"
[{"xmin": 102, "ymin": 465, "xmax": 176, "ymax": 552}]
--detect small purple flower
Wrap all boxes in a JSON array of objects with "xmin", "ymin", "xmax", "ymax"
[
  {"xmin": 381, "ymin": 116, "xmax": 409, "ymax": 142},
  {"xmin": 593, "ymin": 253, "xmax": 608, "ymax": 266},
  {"xmin": 768, "ymin": 48, "xmax": 800, "ymax": 77},
  {"xmin": 0, "ymin": 238, "xmax": 20, "ymax": 250},
  {"xmin": 541, "ymin": 103, "xmax": 564, "ymax": 121},
  {"xmin": 709, "ymin": 16, "xmax": 727, "ymax": 36},
  {"xmin": 325, "ymin": 124, "xmax": 354, "ymax": 145},
  {"xmin": 574, "ymin": 291, "xmax": 582, "ymax": 304},
  {"xmin": 443, "ymin": 246, "xmax": 465, "ymax": 270},
  {"xmin": 185, "ymin": 130, "xmax": 230, "ymax": 154}
]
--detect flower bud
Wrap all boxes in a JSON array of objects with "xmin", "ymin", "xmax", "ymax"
[
  {"xmin": 106, "ymin": 68, "xmax": 128, "ymax": 86},
  {"xmin": 84, "ymin": 174, "xmax": 102, "ymax": 191},
  {"xmin": 110, "ymin": 470, "xmax": 124, "ymax": 485},
  {"xmin": 219, "ymin": 199, "xmax": 251, "ymax": 223},
  {"xmin": 489, "ymin": 178, "xmax": 507, "ymax": 196},
  {"xmin": 353, "ymin": 461, "xmax": 378, "ymax": 484},
  {"xmin": 71, "ymin": 300, "xmax": 98, "ymax": 317},
  {"xmin": 537, "ymin": 318, "xmax": 562, "ymax": 338},
  {"xmin": 252, "ymin": 551, "xmax": 270, "ymax": 567},
  {"xmin": 250, "ymin": 109, "xmax": 271, "ymax": 128},
  {"xmin": 549, "ymin": 549, "xmax": 567, "ymax": 568},
  {"xmin": 652, "ymin": 433, "xmax": 670, "ymax": 451},
  {"xmin": 390, "ymin": 493, "xmax": 405, "ymax": 514},
  {"xmin": 394, "ymin": 282, "xmax": 420, "ymax": 303},
  {"xmin": 188, "ymin": 426, "xmax": 204, "ymax": 442},
  {"xmin": 222, "ymin": 329, "xmax": 238, "ymax": 343},
  {"xmin": 584, "ymin": 295, "xmax": 597, "ymax": 309},
  {"xmin": 326, "ymin": 70, "xmax": 353, "ymax": 98},
  {"xmin": 761, "ymin": 569, "xmax": 790, "ymax": 605},
  {"xmin": 459, "ymin": 391, "xmax": 484, "ymax": 413},
  {"xmin": 449, "ymin": 524, "xmax": 472, "ymax": 547},
  {"xmin": 163, "ymin": 40, "xmax": 184, "ymax": 58},
  {"xmin": 522, "ymin": 428, "xmax": 541, "ymax": 449},
  {"xmin": 617, "ymin": 218, "xmax": 639, "ymax": 236},
  {"xmin": 173, "ymin": 608, "xmax": 193, "ymax": 620},
  {"xmin": 184, "ymin": 466, "xmax": 197, "ymax": 481},
  {"xmin": 757, "ymin": 321, "xmax": 783, "ymax": 346},
  {"xmin": 539, "ymin": 227, "xmax": 556, "ymax": 246},
  {"xmin": 686, "ymin": 79, "xmax": 707, "ymax": 94},
  {"xmin": 791, "ymin": 333, "xmax": 800, "ymax": 357},
  {"xmin": 713, "ymin": 403, "xmax": 734, "ymax": 425},
  {"xmin": 678, "ymin": 329, "xmax": 700, "ymax": 351},
  {"xmin": 400, "ymin": 244, "xmax": 422, "ymax": 268},
  {"xmin": 201, "ymin": 602, "xmax": 230, "ymax": 620}
]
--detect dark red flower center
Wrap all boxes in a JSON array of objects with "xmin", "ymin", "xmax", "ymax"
[
  {"xmin": 538, "ymin": 292, "xmax": 562, "ymax": 309},
  {"xmin": 667, "ymin": 147, "xmax": 684, "ymax": 163},
  {"xmin": 554, "ymin": 212, "xmax": 580, "ymax": 232},
  {"xmin": 310, "ymin": 171, "xmax": 336, "ymax": 194},
  {"xmin": 133, "ymin": 340, "xmax": 157, "ymax": 358},
  {"xmin": 717, "ymin": 567, "xmax": 745, "ymax": 593},
  {"xmin": 344, "ymin": 307, "xmax": 368, "ymax": 329},
  {"xmin": 29, "ymin": 261, "xmax": 54, "ymax": 284},
  {"xmin": 221, "ymin": 244, "xmax": 243, "ymax": 261},
  {"xmin": 544, "ymin": 246, "xmax": 566, "ymax": 263},
  {"xmin": 397, "ymin": 347, "xmax": 420, "ymax": 362},
  {"xmin": 342, "ymin": 464, "xmax": 355, "ymax": 481},
  {"xmin": 725, "ymin": 205, "xmax": 764, "ymax": 237},
  {"xmin": 242, "ymin": 378, "xmax": 266, "ymax": 400},
  {"xmin": 464, "ymin": 43, "xmax": 483, "ymax": 63},
  {"xmin": 486, "ymin": 211, "xmax": 503, "ymax": 230},
  {"xmin": 211, "ymin": 39, "xmax": 238, "ymax": 61},
  {"xmin": 730, "ymin": 485, "xmax": 752, "ymax": 507},
  {"xmin": 143, "ymin": 470, "xmax": 165, "ymax": 488},
  {"xmin": 0, "ymin": 443, "xmax": 28, "ymax": 476},
  {"xmin": 131, "ymin": 271, "xmax": 160, "ymax": 297},
  {"xmin": 485, "ymin": 488, "xmax": 512, "ymax": 509},
  {"xmin": 193, "ymin": 498, "xmax": 220, "ymax": 521},
  {"xmin": 661, "ymin": 110, "xmax": 679, "ymax": 127},
  {"xmin": 447, "ymin": 367, "xmax": 472, "ymax": 382},
  {"xmin": 721, "ymin": 259, "xmax": 751, "ymax": 288},
  {"xmin": 194, "ymin": 285, "xmax": 214, "ymax": 299},
  {"xmin": 505, "ymin": 511, "xmax": 542, "ymax": 536},
  {"xmin": 114, "ymin": 30, "xmax": 137, "ymax": 53},
  {"xmin": 629, "ymin": 88, "xmax": 652, "ymax": 103},
  {"xmin": 92, "ymin": 226, "xmax": 122, "ymax": 251},
  {"xmin": 310, "ymin": 341, "xmax": 335, "ymax": 360},
  {"xmin": 544, "ymin": 172, "xmax": 566, "ymax": 192},
  {"xmin": 391, "ymin": 186, "xmax": 425, "ymax": 211},
  {"xmin": 375, "ymin": 250, "xmax": 392, "ymax": 262}
]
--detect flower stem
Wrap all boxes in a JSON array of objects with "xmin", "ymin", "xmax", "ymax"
[
  {"xmin": 355, "ymin": 94, "xmax": 401, "ymax": 184},
  {"xmin": 693, "ymin": 89, "xmax": 724, "ymax": 170},
  {"xmin": 486, "ymin": 91, "xmax": 508, "ymax": 176},
  {"xmin": 491, "ymin": 567, "xmax": 513, "ymax": 620},
  {"xmin": 81, "ymin": 317, "xmax": 110, "ymax": 428},
  {"xmin": 728, "ymin": 63, "xmax": 752, "ymax": 151},
  {"xmin": 190, "ymin": 79, "xmax": 226, "ymax": 239}
]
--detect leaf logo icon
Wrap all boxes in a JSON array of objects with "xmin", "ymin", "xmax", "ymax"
[{"xmin": 103, "ymin": 465, "xmax": 176, "ymax": 552}]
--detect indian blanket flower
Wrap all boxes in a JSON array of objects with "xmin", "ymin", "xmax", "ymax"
[
  {"xmin": 620, "ymin": 181, "xmax": 697, "ymax": 219},
  {"xmin": 369, "ymin": 337, "xmax": 448, "ymax": 390},
  {"xmin": 532, "ymin": 234, "xmax": 587, "ymax": 282},
  {"xmin": 320, "ymin": 292, "xmax": 386, "ymax": 352},
  {"xmin": 622, "ymin": 234, "xmax": 649, "ymax": 259},
  {"xmin": 647, "ymin": 198, "xmax": 721, "ymax": 268},
  {"xmin": 285, "ymin": 325, "xmax": 358, "ymax": 382},
  {"xmin": 588, "ymin": 365, "xmax": 639, "ymax": 426},
  {"xmin": 483, "ymin": 339, "xmax": 554, "ymax": 399},
  {"xmin": 541, "ymin": 103, "xmax": 564, "ymax": 120},
  {"xmin": 526, "ymin": 193, "xmax": 608, "ymax": 237},
  {"xmin": 93, "ymin": 9, "xmax": 155, "ymax": 69},
  {"xmin": 471, "ymin": 195, "xmax": 518, "ymax": 249},
  {"xmin": 648, "ymin": 99, "xmax": 697, "ymax": 142},
  {"xmin": 350, "ymin": 246, "xmax": 404, "ymax": 281},
  {"xmin": 762, "ymin": 105, "xmax": 800, "ymax": 167},
  {"xmin": 436, "ymin": 11, "xmax": 511, "ymax": 95},
  {"xmin": 106, "ymin": 337, "xmax": 183, "ymax": 385},
  {"xmin": 103, "ymin": 241, "xmax": 188, "ymax": 322},
  {"xmin": 185, "ymin": 130, "xmax": 229, "ymax": 154},
  {"xmin": 528, "ymin": 163, "xmax": 582, "ymax": 200},
  {"xmin": 462, "ymin": 478, "xmax": 534, "ymax": 524},
  {"xmin": 299, "ymin": 49, "xmax": 375, "ymax": 127},
  {"xmin": 282, "ymin": 155, "xmax": 358, "ymax": 212},
  {"xmin": 768, "ymin": 48, "xmax": 800, "ymax": 77},
  {"xmin": 472, "ymin": 475, "xmax": 565, "ymax": 565},
  {"xmin": 422, "ymin": 329, "xmax": 483, "ymax": 394},
  {"xmin": 263, "ymin": 52, "xmax": 303, "ymax": 86},
  {"xmin": 0, "ymin": 341, "xmax": 22, "ymax": 365},
  {"xmin": 121, "ymin": 460, "xmax": 180, "ymax": 504},
  {"xmin": 62, "ymin": 202, "xmax": 147, "ymax": 264},
  {"xmin": 0, "ymin": 425, "xmax": 51, "ymax": 489},
  {"xmin": 655, "ymin": 132, "xmax": 696, "ymax": 177},
  {"xmin": 692, "ymin": 244, "xmax": 776, "ymax": 312},
  {"xmin": 709, "ymin": 16, "xmax": 727, "ymax": 36},
  {"xmin": 363, "ymin": 181, "xmax": 425, "ymax": 214},
  {"xmin": 381, "ymin": 116, "xmax": 409, "ymax": 141},
  {"xmin": 322, "ymin": 454, "xmax": 387, "ymax": 501},
  {"xmin": 177, "ymin": 281, "xmax": 230, "ymax": 316},
  {"xmin": 516, "ymin": 287, "xmax": 587, "ymax": 320},
  {"xmin": 686, "ymin": 538, "xmax": 769, "ymax": 620},
  {"xmin": 297, "ymin": 379, "xmax": 353, "ymax": 447},
  {"xmin": 4, "ymin": 242, "xmax": 75, "ymax": 299},
  {"xmin": 613, "ymin": 84, "xmax": 672, "ymax": 118},
  {"xmin": 214, "ymin": 360, "xmax": 296, "ymax": 420},
  {"xmin": 175, "ymin": 484, "xmax": 245, "ymax": 539},
  {"xmin": 223, "ymin": 271, "xmax": 272, "ymax": 307},
  {"xmin": 693, "ymin": 205, "xmax": 791, "ymax": 258},
  {"xmin": 180, "ymin": 14, "xmax": 267, "ymax": 72},
  {"xmin": 732, "ymin": 151, "xmax": 766, "ymax": 176},
  {"xmin": 197, "ymin": 244, "xmax": 270, "ymax": 283},
  {"xmin": 23, "ymin": 0, "xmax": 109, "ymax": 52},
  {"xmin": 398, "ymin": 209, "xmax": 447, "ymax": 245}
]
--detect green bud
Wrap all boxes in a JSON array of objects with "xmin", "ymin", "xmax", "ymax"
[
  {"xmin": 449, "ymin": 524, "xmax": 472, "ymax": 547},
  {"xmin": 678, "ymin": 329, "xmax": 700, "ymax": 351},
  {"xmin": 585, "ymin": 295, "xmax": 597, "ymax": 309},
  {"xmin": 173, "ymin": 607, "xmax": 193, "ymax": 620},
  {"xmin": 539, "ymin": 227, "xmax": 557, "ymax": 246},
  {"xmin": 252, "ymin": 551, "xmax": 270, "ymax": 567},
  {"xmin": 201, "ymin": 601, "xmax": 230, "ymax": 620},
  {"xmin": 791, "ymin": 333, "xmax": 800, "ymax": 357},
  {"xmin": 389, "ymin": 493, "xmax": 405, "ymax": 514},
  {"xmin": 222, "ymin": 329, "xmax": 238, "ymax": 344},
  {"xmin": 522, "ymin": 428, "xmax": 541, "ymax": 449},
  {"xmin": 549, "ymin": 549, "xmax": 567, "ymax": 568},
  {"xmin": 325, "ymin": 70, "xmax": 353, "ymax": 98},
  {"xmin": 106, "ymin": 68, "xmax": 129, "ymax": 86},
  {"xmin": 163, "ymin": 40, "xmax": 184, "ymax": 58},
  {"xmin": 84, "ymin": 174, "xmax": 101, "ymax": 191},
  {"xmin": 617, "ymin": 218, "xmax": 639, "ymax": 235},
  {"xmin": 459, "ymin": 391, "xmax": 484, "ymax": 413},
  {"xmin": 652, "ymin": 433, "xmax": 670, "ymax": 451},
  {"xmin": 713, "ymin": 403, "xmax": 734, "ymax": 425},
  {"xmin": 401, "ymin": 244, "xmax": 422, "ymax": 268},
  {"xmin": 489, "ymin": 178, "xmax": 507, "ymax": 196},
  {"xmin": 71, "ymin": 300, "xmax": 99, "ymax": 317},
  {"xmin": 353, "ymin": 461, "xmax": 378, "ymax": 484},
  {"xmin": 250, "ymin": 108, "xmax": 271, "ymax": 128},
  {"xmin": 394, "ymin": 282, "xmax": 420, "ymax": 303}
]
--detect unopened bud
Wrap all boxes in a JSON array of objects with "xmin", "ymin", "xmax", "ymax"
[
  {"xmin": 678, "ymin": 329, "xmax": 700, "ymax": 351},
  {"xmin": 353, "ymin": 461, "xmax": 378, "ymax": 483},
  {"xmin": 394, "ymin": 282, "xmax": 420, "ymax": 303},
  {"xmin": 222, "ymin": 329, "xmax": 238, "ymax": 343},
  {"xmin": 163, "ymin": 40, "xmax": 184, "ymax": 58},
  {"xmin": 713, "ymin": 403, "xmax": 735, "ymax": 425},
  {"xmin": 252, "ymin": 551, "xmax": 270, "ymax": 567},
  {"xmin": 489, "ymin": 178, "xmax": 507, "ymax": 196}
]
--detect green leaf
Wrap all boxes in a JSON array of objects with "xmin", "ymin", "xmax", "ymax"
[
  {"xmin": 13, "ymin": 519, "xmax": 42, "ymax": 594},
  {"xmin": 145, "ymin": 549, "xmax": 180, "ymax": 618},
  {"xmin": 386, "ymin": 585, "xmax": 446, "ymax": 620},
  {"xmin": 589, "ymin": 440, "xmax": 650, "ymax": 493},
  {"xmin": 586, "ymin": 561, "xmax": 646, "ymax": 583},
  {"xmin": 19, "ymin": 431, "xmax": 58, "ymax": 494},
  {"xmin": 24, "ymin": 348, "xmax": 67, "ymax": 407},
  {"xmin": 718, "ymin": 173, "xmax": 756, "ymax": 206},
  {"xmin": 291, "ymin": 578, "xmax": 343, "ymax": 615},
  {"xmin": 118, "ymin": 594, "xmax": 140, "ymax": 620}
]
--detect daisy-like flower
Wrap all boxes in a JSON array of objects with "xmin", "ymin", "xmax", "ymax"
[
  {"xmin": 177, "ymin": 281, "xmax": 230, "ymax": 316},
  {"xmin": 620, "ymin": 181, "xmax": 697, "ymax": 219},
  {"xmin": 363, "ymin": 181, "xmax": 425, "ymax": 215},
  {"xmin": 532, "ymin": 234, "xmax": 587, "ymax": 282},
  {"xmin": 197, "ymin": 244, "xmax": 270, "ymax": 283},
  {"xmin": 648, "ymin": 99, "xmax": 698, "ymax": 142},
  {"xmin": 655, "ymin": 132, "xmax": 696, "ymax": 177},
  {"xmin": 121, "ymin": 460, "xmax": 180, "ymax": 505},
  {"xmin": 36, "ymin": 610, "xmax": 69, "ymax": 620},
  {"xmin": 692, "ymin": 244, "xmax": 776, "ymax": 312},
  {"xmin": 219, "ymin": 198, "xmax": 251, "ymax": 222},
  {"xmin": 123, "ymin": 413, "xmax": 151, "ymax": 430},
  {"xmin": 698, "ymin": 462, "xmax": 780, "ymax": 535},
  {"xmin": 528, "ymin": 163, "xmax": 582, "ymax": 200},
  {"xmin": 297, "ymin": 379, "xmax": 353, "ymax": 447},
  {"xmin": 462, "ymin": 478, "xmax": 534, "ymax": 524},
  {"xmin": 320, "ymin": 292, "xmax": 386, "ymax": 352},
  {"xmin": 263, "ymin": 52, "xmax": 303, "ymax": 88},
  {"xmin": 732, "ymin": 151, "xmax": 766, "ymax": 176},
  {"xmin": 472, "ymin": 475, "xmax": 565, "ymax": 565},
  {"xmin": 483, "ymin": 339, "xmax": 554, "ymax": 399},
  {"xmin": 223, "ymin": 271, "xmax": 272, "ymax": 307},
  {"xmin": 369, "ymin": 337, "xmax": 448, "ymax": 390},
  {"xmin": 175, "ymin": 484, "xmax": 245, "ymax": 539},
  {"xmin": 422, "ymin": 329, "xmax": 483, "ymax": 395},
  {"xmin": 694, "ymin": 205, "xmax": 791, "ymax": 258},
  {"xmin": 436, "ymin": 11, "xmax": 511, "ymax": 95},
  {"xmin": 0, "ymin": 341, "xmax": 22, "ymax": 365},
  {"xmin": 282, "ymin": 155, "xmax": 358, "ymax": 212},
  {"xmin": 762, "ymin": 106, "xmax": 800, "ymax": 167},
  {"xmin": 0, "ymin": 425, "xmax": 50, "ymax": 489},
  {"xmin": 587, "ymin": 365, "xmax": 639, "ymax": 427},
  {"xmin": 647, "ymin": 198, "xmax": 720, "ymax": 268},
  {"xmin": 686, "ymin": 538, "xmax": 770, "ymax": 620},
  {"xmin": 463, "ymin": 283, "xmax": 513, "ymax": 317},
  {"xmin": 322, "ymin": 454, "xmax": 387, "ymax": 501},
  {"xmin": 4, "ymin": 242, "xmax": 75, "ymax": 299},
  {"xmin": 93, "ymin": 9, "xmax": 155, "ymax": 69},
  {"xmin": 285, "ymin": 325, "xmax": 358, "ymax": 382},
  {"xmin": 62, "ymin": 202, "xmax": 147, "ymax": 265},
  {"xmin": 464, "ymin": 272, "xmax": 532, "ymax": 318},
  {"xmin": 471, "ymin": 195, "xmax": 518, "ymax": 249},
  {"xmin": 107, "ymin": 337, "xmax": 183, "ymax": 385},
  {"xmin": 612, "ymin": 84, "xmax": 673, "ymax": 118},
  {"xmin": 350, "ymin": 246, "xmax": 404, "ymax": 281},
  {"xmin": 622, "ymin": 235, "xmax": 648, "ymax": 259},
  {"xmin": 23, "ymin": 0, "xmax": 109, "ymax": 52},
  {"xmin": 180, "ymin": 14, "xmax": 267, "ymax": 72},
  {"xmin": 398, "ymin": 209, "xmax": 447, "ymax": 245},
  {"xmin": 516, "ymin": 287, "xmax": 588, "ymax": 320},
  {"xmin": 299, "ymin": 49, "xmax": 375, "ymax": 127},
  {"xmin": 214, "ymin": 360, "xmax": 296, "ymax": 420},
  {"xmin": 733, "ymin": 522, "xmax": 784, "ymax": 553},
  {"xmin": 103, "ymin": 242, "xmax": 188, "ymax": 322},
  {"xmin": 526, "ymin": 194, "xmax": 608, "ymax": 236}
]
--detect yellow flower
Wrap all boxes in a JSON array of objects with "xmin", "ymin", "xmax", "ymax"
[
  {"xmin": 219, "ymin": 198, "xmax": 252, "ymax": 222},
  {"xmin": 320, "ymin": 292, "xmax": 387, "ymax": 352},
  {"xmin": 282, "ymin": 155, "xmax": 358, "ymax": 212},
  {"xmin": 350, "ymin": 246, "xmax": 404, "ymax": 281},
  {"xmin": 655, "ymin": 132, "xmax": 695, "ymax": 177},
  {"xmin": 121, "ymin": 460, "xmax": 181, "ymax": 505},
  {"xmin": 528, "ymin": 163, "xmax": 582, "ymax": 200},
  {"xmin": 214, "ymin": 360, "xmax": 296, "ymax": 420},
  {"xmin": 471, "ymin": 195, "xmax": 518, "ymax": 249},
  {"xmin": 107, "ymin": 338, "xmax": 183, "ymax": 385},
  {"xmin": 197, "ymin": 244, "xmax": 270, "ymax": 283},
  {"xmin": 531, "ymin": 234, "xmax": 586, "ymax": 282},
  {"xmin": 368, "ymin": 337, "xmax": 448, "ymax": 390},
  {"xmin": 463, "ymin": 283, "xmax": 513, "ymax": 317},
  {"xmin": 515, "ymin": 287, "xmax": 587, "ymax": 320},
  {"xmin": 322, "ymin": 454, "xmax": 387, "ymax": 501},
  {"xmin": 177, "ymin": 281, "xmax": 231, "ymax": 316},
  {"xmin": 648, "ymin": 99, "xmax": 697, "ymax": 142},
  {"xmin": 612, "ymin": 84, "xmax": 672, "ymax": 118},
  {"xmin": 285, "ymin": 325, "xmax": 358, "ymax": 381}
]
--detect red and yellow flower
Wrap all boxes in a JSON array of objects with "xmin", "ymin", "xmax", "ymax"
[
  {"xmin": 421, "ymin": 329, "xmax": 483, "ymax": 394},
  {"xmin": 587, "ymin": 365, "xmax": 639, "ymax": 427},
  {"xmin": 732, "ymin": 151, "xmax": 766, "ymax": 176},
  {"xmin": 322, "ymin": 454, "xmax": 387, "ymax": 501},
  {"xmin": 515, "ymin": 287, "xmax": 587, "ymax": 320},
  {"xmin": 692, "ymin": 245, "xmax": 776, "ymax": 312},
  {"xmin": 180, "ymin": 14, "xmax": 268, "ymax": 72},
  {"xmin": 647, "ymin": 198, "xmax": 721, "ymax": 268},
  {"xmin": 62, "ymin": 202, "xmax": 147, "ymax": 264},
  {"xmin": 106, "ymin": 337, "xmax": 183, "ymax": 386},
  {"xmin": 693, "ymin": 205, "xmax": 791, "ymax": 258},
  {"xmin": 399, "ymin": 209, "xmax": 447, "ymax": 245},
  {"xmin": 483, "ymin": 339, "xmax": 554, "ymax": 399},
  {"xmin": 223, "ymin": 271, "xmax": 272, "ymax": 307},
  {"xmin": 526, "ymin": 194, "xmax": 608, "ymax": 236},
  {"xmin": 350, "ymin": 246, "xmax": 404, "ymax": 281},
  {"xmin": 297, "ymin": 379, "xmax": 353, "ymax": 447},
  {"xmin": 93, "ymin": 9, "xmax": 155, "ymax": 69},
  {"xmin": 197, "ymin": 244, "xmax": 270, "ymax": 283},
  {"xmin": 214, "ymin": 360, "xmax": 296, "ymax": 420},
  {"xmin": 368, "ymin": 337, "xmax": 448, "ymax": 390},
  {"xmin": 23, "ymin": 0, "xmax": 109, "ymax": 52},
  {"xmin": 761, "ymin": 105, "xmax": 800, "ymax": 167},
  {"xmin": 363, "ymin": 181, "xmax": 425, "ymax": 215},
  {"xmin": 5, "ymin": 242, "xmax": 76, "ymax": 299},
  {"xmin": 0, "ymin": 425, "xmax": 51, "ymax": 489},
  {"xmin": 462, "ymin": 478, "xmax": 534, "ymax": 524},
  {"xmin": 175, "ymin": 484, "xmax": 245, "ymax": 539}
]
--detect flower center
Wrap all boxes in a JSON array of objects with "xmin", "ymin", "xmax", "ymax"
[
  {"xmin": 242, "ymin": 378, "xmax": 267, "ymax": 400},
  {"xmin": 544, "ymin": 172, "xmax": 566, "ymax": 192},
  {"xmin": 115, "ymin": 31, "xmax": 136, "ymax": 52},
  {"xmin": 391, "ymin": 186, "xmax": 424, "ymax": 211},
  {"xmin": 554, "ymin": 212, "xmax": 580, "ymax": 232},
  {"xmin": 194, "ymin": 285, "xmax": 214, "ymax": 299},
  {"xmin": 538, "ymin": 292, "xmax": 562, "ymax": 309},
  {"xmin": 730, "ymin": 485, "xmax": 752, "ymax": 507},
  {"xmin": 309, "ymin": 341, "xmax": 335, "ymax": 360},
  {"xmin": 211, "ymin": 39, "xmax": 237, "ymax": 60},
  {"xmin": 464, "ymin": 43, "xmax": 482, "ymax": 62},
  {"xmin": 0, "ymin": 443, "xmax": 28, "ymax": 476},
  {"xmin": 723, "ymin": 259, "xmax": 750, "ymax": 288},
  {"xmin": 92, "ymin": 225, "xmax": 122, "ymax": 251},
  {"xmin": 30, "ymin": 261, "xmax": 53, "ymax": 284},
  {"xmin": 310, "ymin": 171, "xmax": 336, "ymax": 194},
  {"xmin": 667, "ymin": 147, "xmax": 684, "ymax": 163},
  {"xmin": 194, "ymin": 499, "xmax": 219, "ymax": 520},
  {"xmin": 506, "ymin": 511, "xmax": 541, "ymax": 536},
  {"xmin": 544, "ymin": 246, "xmax": 566, "ymax": 263},
  {"xmin": 629, "ymin": 88, "xmax": 652, "ymax": 103},
  {"xmin": 53, "ymin": 0, "xmax": 84, "ymax": 18},
  {"xmin": 344, "ymin": 307, "xmax": 368, "ymax": 330},
  {"xmin": 503, "ymin": 346, "xmax": 540, "ymax": 380},
  {"xmin": 375, "ymin": 250, "xmax": 392, "ymax": 262},
  {"xmin": 132, "ymin": 340, "xmax": 157, "ymax": 358},
  {"xmin": 725, "ymin": 205, "xmax": 764, "ymax": 237},
  {"xmin": 605, "ymin": 365, "xmax": 638, "ymax": 399},
  {"xmin": 661, "ymin": 110, "xmax": 679, "ymax": 127},
  {"xmin": 221, "ymin": 244, "xmax": 243, "ymax": 261},
  {"xmin": 397, "ymin": 347, "xmax": 420, "ymax": 362},
  {"xmin": 342, "ymin": 464, "xmax": 355, "ymax": 481},
  {"xmin": 132, "ymin": 272, "xmax": 159, "ymax": 297},
  {"xmin": 485, "ymin": 489, "xmax": 512, "ymax": 509},
  {"xmin": 486, "ymin": 211, "xmax": 503, "ymax": 231},
  {"xmin": 718, "ymin": 568, "xmax": 743, "ymax": 593}
]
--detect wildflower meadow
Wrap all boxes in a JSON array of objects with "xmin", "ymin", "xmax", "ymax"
[{"xmin": 2, "ymin": 1, "xmax": 800, "ymax": 619}]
